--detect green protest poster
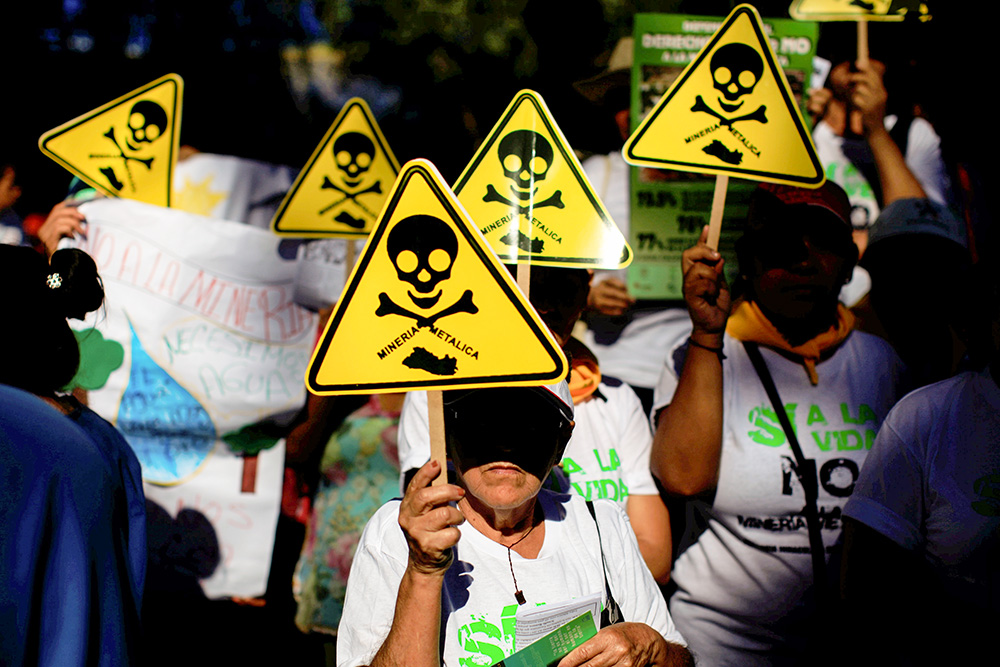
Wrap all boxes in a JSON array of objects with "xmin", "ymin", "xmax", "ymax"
[{"xmin": 628, "ymin": 13, "xmax": 818, "ymax": 299}]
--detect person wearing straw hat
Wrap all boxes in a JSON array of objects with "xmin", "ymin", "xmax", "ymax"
[{"xmin": 337, "ymin": 381, "xmax": 692, "ymax": 667}]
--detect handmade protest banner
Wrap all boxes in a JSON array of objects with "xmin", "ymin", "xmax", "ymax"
[
  {"xmin": 272, "ymin": 97, "xmax": 400, "ymax": 237},
  {"xmin": 624, "ymin": 5, "xmax": 823, "ymax": 187},
  {"xmin": 171, "ymin": 152, "xmax": 365, "ymax": 309},
  {"xmin": 790, "ymin": 0, "xmax": 931, "ymax": 22},
  {"xmin": 39, "ymin": 74, "xmax": 182, "ymax": 208},
  {"xmin": 307, "ymin": 158, "xmax": 567, "ymax": 395},
  {"xmin": 453, "ymin": 90, "xmax": 631, "ymax": 270},
  {"xmin": 69, "ymin": 198, "xmax": 317, "ymax": 598},
  {"xmin": 626, "ymin": 11, "xmax": 817, "ymax": 298}
]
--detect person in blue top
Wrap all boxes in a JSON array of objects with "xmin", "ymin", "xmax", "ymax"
[
  {"xmin": 0, "ymin": 382, "xmax": 142, "ymax": 665},
  {"xmin": 0, "ymin": 245, "xmax": 147, "ymax": 637}
]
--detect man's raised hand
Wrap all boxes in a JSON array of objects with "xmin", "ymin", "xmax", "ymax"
[{"xmin": 682, "ymin": 226, "xmax": 731, "ymax": 344}]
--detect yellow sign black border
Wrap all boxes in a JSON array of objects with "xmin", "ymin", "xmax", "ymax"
[
  {"xmin": 453, "ymin": 90, "xmax": 631, "ymax": 268},
  {"xmin": 789, "ymin": 0, "xmax": 917, "ymax": 22},
  {"xmin": 623, "ymin": 5, "xmax": 824, "ymax": 186},
  {"xmin": 272, "ymin": 97, "xmax": 400, "ymax": 238},
  {"xmin": 306, "ymin": 160, "xmax": 568, "ymax": 395},
  {"xmin": 38, "ymin": 73, "xmax": 183, "ymax": 207}
]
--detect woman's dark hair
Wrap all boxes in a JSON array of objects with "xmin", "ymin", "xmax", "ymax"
[{"xmin": 0, "ymin": 246, "xmax": 105, "ymax": 394}]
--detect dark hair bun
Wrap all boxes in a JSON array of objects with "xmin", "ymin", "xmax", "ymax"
[
  {"xmin": 48, "ymin": 248, "xmax": 105, "ymax": 320},
  {"xmin": 0, "ymin": 245, "xmax": 99, "ymax": 394}
]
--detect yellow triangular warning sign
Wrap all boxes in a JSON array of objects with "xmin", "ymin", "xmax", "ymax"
[
  {"xmin": 307, "ymin": 159, "xmax": 568, "ymax": 395},
  {"xmin": 272, "ymin": 98, "xmax": 399, "ymax": 237},
  {"xmin": 789, "ymin": 0, "xmax": 930, "ymax": 22},
  {"xmin": 39, "ymin": 74, "xmax": 182, "ymax": 208},
  {"xmin": 623, "ymin": 5, "xmax": 825, "ymax": 187},
  {"xmin": 453, "ymin": 90, "xmax": 631, "ymax": 269}
]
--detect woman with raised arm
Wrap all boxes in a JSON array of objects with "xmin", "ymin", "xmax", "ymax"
[{"xmin": 651, "ymin": 182, "xmax": 907, "ymax": 665}]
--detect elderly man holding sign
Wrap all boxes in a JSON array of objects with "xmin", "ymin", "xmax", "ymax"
[
  {"xmin": 337, "ymin": 381, "xmax": 691, "ymax": 667},
  {"xmin": 308, "ymin": 158, "xmax": 688, "ymax": 666}
]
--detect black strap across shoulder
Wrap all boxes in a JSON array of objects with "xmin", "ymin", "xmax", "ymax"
[
  {"xmin": 742, "ymin": 341, "xmax": 829, "ymax": 604},
  {"xmin": 585, "ymin": 500, "xmax": 623, "ymax": 627}
]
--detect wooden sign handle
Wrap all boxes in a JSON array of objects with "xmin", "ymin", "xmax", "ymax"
[
  {"xmin": 517, "ymin": 260, "xmax": 531, "ymax": 302},
  {"xmin": 706, "ymin": 174, "xmax": 728, "ymax": 251},
  {"xmin": 428, "ymin": 390, "xmax": 447, "ymax": 486},
  {"xmin": 857, "ymin": 18, "xmax": 869, "ymax": 67},
  {"xmin": 344, "ymin": 239, "xmax": 356, "ymax": 287}
]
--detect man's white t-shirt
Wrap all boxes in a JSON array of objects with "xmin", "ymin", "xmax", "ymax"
[
  {"xmin": 844, "ymin": 367, "xmax": 1000, "ymax": 611},
  {"xmin": 336, "ymin": 491, "xmax": 685, "ymax": 666},
  {"xmin": 652, "ymin": 331, "xmax": 906, "ymax": 665}
]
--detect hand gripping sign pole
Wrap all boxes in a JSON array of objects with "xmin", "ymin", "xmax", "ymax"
[
  {"xmin": 857, "ymin": 17, "xmax": 869, "ymax": 68},
  {"xmin": 707, "ymin": 175, "xmax": 729, "ymax": 251},
  {"xmin": 788, "ymin": 0, "xmax": 935, "ymax": 80}
]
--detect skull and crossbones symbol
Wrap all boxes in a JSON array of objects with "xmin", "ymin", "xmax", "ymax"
[
  {"xmin": 88, "ymin": 100, "xmax": 167, "ymax": 192},
  {"xmin": 375, "ymin": 215, "xmax": 478, "ymax": 328},
  {"xmin": 319, "ymin": 132, "xmax": 383, "ymax": 228},
  {"xmin": 691, "ymin": 44, "xmax": 769, "ymax": 128},
  {"xmin": 483, "ymin": 130, "xmax": 564, "ymax": 215}
]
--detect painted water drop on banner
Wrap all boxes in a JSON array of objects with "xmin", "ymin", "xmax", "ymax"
[{"xmin": 117, "ymin": 323, "xmax": 217, "ymax": 484}]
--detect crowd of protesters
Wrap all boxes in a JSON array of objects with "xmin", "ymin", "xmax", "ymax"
[{"xmin": 2, "ymin": 6, "xmax": 997, "ymax": 667}]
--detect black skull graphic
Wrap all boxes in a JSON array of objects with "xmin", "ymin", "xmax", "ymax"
[
  {"xmin": 333, "ymin": 132, "xmax": 375, "ymax": 186},
  {"xmin": 497, "ymin": 130, "xmax": 553, "ymax": 200},
  {"xmin": 90, "ymin": 99, "xmax": 166, "ymax": 192},
  {"xmin": 387, "ymin": 215, "xmax": 458, "ymax": 308},
  {"xmin": 126, "ymin": 100, "xmax": 168, "ymax": 151},
  {"xmin": 710, "ymin": 43, "xmax": 764, "ymax": 112}
]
